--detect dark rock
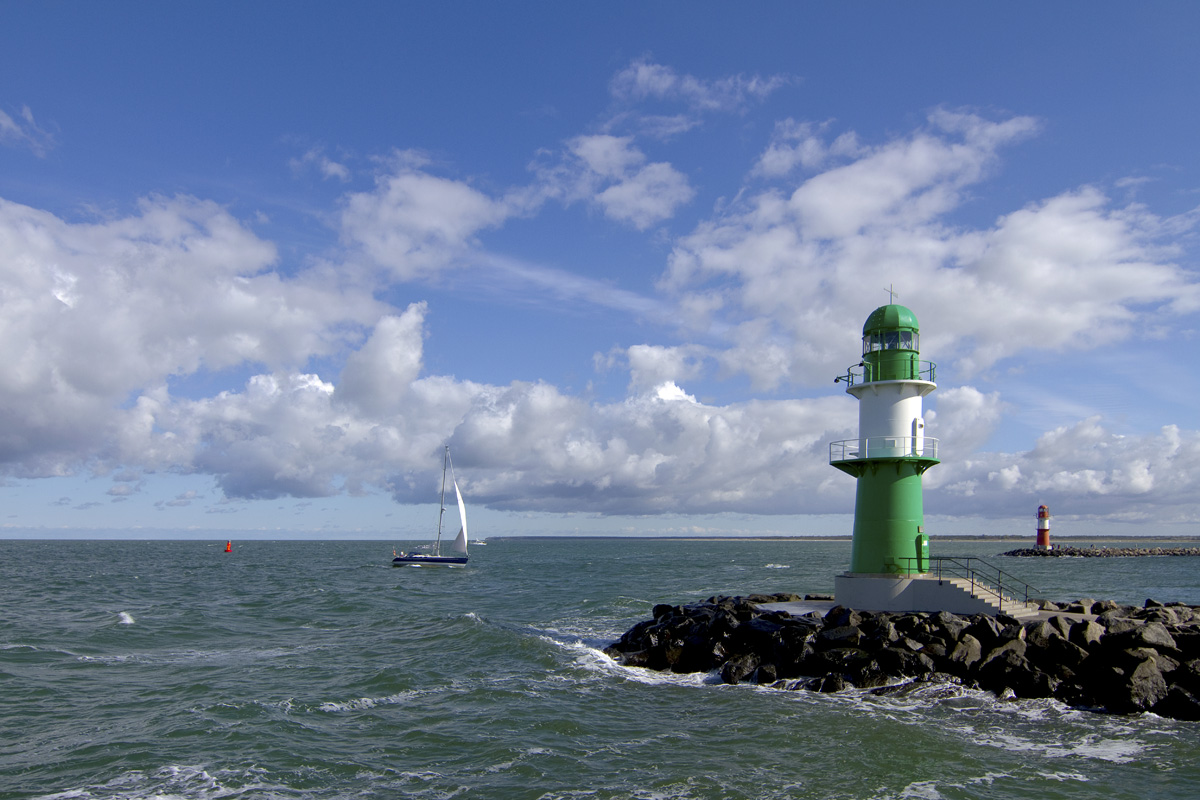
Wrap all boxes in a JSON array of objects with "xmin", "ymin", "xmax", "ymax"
[
  {"xmin": 1047, "ymin": 614, "xmax": 1073, "ymax": 639},
  {"xmin": 818, "ymin": 673, "xmax": 848, "ymax": 693},
  {"xmin": 1070, "ymin": 619, "xmax": 1105, "ymax": 650},
  {"xmin": 1153, "ymin": 686, "xmax": 1200, "ymax": 721},
  {"xmin": 754, "ymin": 662, "xmax": 778, "ymax": 684},
  {"xmin": 947, "ymin": 634, "xmax": 983, "ymax": 674},
  {"xmin": 1103, "ymin": 621, "xmax": 1178, "ymax": 653},
  {"xmin": 652, "ymin": 603, "xmax": 680, "ymax": 619},
  {"xmin": 922, "ymin": 640, "xmax": 948, "ymax": 661},
  {"xmin": 1173, "ymin": 629, "xmax": 1200, "ymax": 656},
  {"xmin": 1141, "ymin": 607, "xmax": 1180, "ymax": 626},
  {"xmin": 1120, "ymin": 658, "xmax": 1169, "ymax": 712},
  {"xmin": 720, "ymin": 653, "xmax": 760, "ymax": 685},
  {"xmin": 1028, "ymin": 636, "xmax": 1090, "ymax": 673},
  {"xmin": 816, "ymin": 625, "xmax": 863, "ymax": 649},
  {"xmin": 965, "ymin": 616, "xmax": 1004, "ymax": 649},
  {"xmin": 933, "ymin": 611, "xmax": 968, "ymax": 642},
  {"xmin": 977, "ymin": 640, "xmax": 1057, "ymax": 698},
  {"xmin": 1098, "ymin": 607, "xmax": 1138, "ymax": 626},
  {"xmin": 806, "ymin": 646, "xmax": 872, "ymax": 676},
  {"xmin": 1024, "ymin": 620, "xmax": 1063, "ymax": 650},
  {"xmin": 824, "ymin": 605, "xmax": 862, "ymax": 628}
]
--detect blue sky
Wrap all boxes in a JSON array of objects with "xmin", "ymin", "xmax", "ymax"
[{"xmin": 2, "ymin": 2, "xmax": 1199, "ymax": 539}]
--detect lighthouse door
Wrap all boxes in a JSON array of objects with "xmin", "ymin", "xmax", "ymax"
[{"xmin": 912, "ymin": 418, "xmax": 925, "ymax": 456}]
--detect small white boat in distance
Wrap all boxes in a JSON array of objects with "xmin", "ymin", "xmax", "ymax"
[{"xmin": 393, "ymin": 446, "xmax": 469, "ymax": 567}]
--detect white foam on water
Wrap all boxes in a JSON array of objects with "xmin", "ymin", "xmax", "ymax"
[
  {"xmin": 118, "ymin": 611, "xmax": 135, "ymax": 625},
  {"xmin": 317, "ymin": 690, "xmax": 418, "ymax": 713},
  {"xmin": 29, "ymin": 764, "xmax": 303, "ymax": 800},
  {"xmin": 558, "ymin": 639, "xmax": 715, "ymax": 687},
  {"xmin": 764, "ymin": 563, "xmax": 790, "ymax": 569},
  {"xmin": 897, "ymin": 781, "xmax": 945, "ymax": 799},
  {"xmin": 1036, "ymin": 771, "xmax": 1091, "ymax": 782}
]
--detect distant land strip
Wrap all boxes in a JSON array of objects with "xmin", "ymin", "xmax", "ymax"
[{"xmin": 489, "ymin": 535, "xmax": 1200, "ymax": 543}]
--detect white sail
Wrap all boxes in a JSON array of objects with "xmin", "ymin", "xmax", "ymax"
[{"xmin": 451, "ymin": 479, "xmax": 469, "ymax": 555}]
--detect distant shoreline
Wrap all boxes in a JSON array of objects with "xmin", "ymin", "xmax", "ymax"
[{"xmin": 487, "ymin": 535, "xmax": 1200, "ymax": 543}]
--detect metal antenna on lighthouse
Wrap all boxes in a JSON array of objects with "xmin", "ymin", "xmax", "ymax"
[{"xmin": 885, "ymin": 284, "xmax": 899, "ymax": 303}]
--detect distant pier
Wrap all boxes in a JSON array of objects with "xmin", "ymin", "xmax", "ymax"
[{"xmin": 1003, "ymin": 546, "xmax": 1200, "ymax": 558}]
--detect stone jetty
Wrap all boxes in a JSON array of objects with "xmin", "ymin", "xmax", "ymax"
[
  {"xmin": 604, "ymin": 593, "xmax": 1200, "ymax": 720},
  {"xmin": 1003, "ymin": 546, "xmax": 1200, "ymax": 558}
]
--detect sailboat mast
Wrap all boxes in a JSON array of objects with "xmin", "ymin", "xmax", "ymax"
[{"xmin": 434, "ymin": 445, "xmax": 449, "ymax": 556}]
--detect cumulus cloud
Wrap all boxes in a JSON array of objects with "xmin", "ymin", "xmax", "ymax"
[
  {"xmin": 622, "ymin": 344, "xmax": 708, "ymax": 391},
  {"xmin": 0, "ymin": 195, "xmax": 382, "ymax": 477},
  {"xmin": 533, "ymin": 134, "xmax": 695, "ymax": 230},
  {"xmin": 340, "ymin": 154, "xmax": 514, "ymax": 278},
  {"xmin": 446, "ymin": 377, "xmax": 856, "ymax": 514},
  {"xmin": 3, "ymin": 61, "xmax": 1200, "ymax": 530},
  {"xmin": 665, "ymin": 109, "xmax": 1199, "ymax": 389},
  {"xmin": 930, "ymin": 419, "xmax": 1200, "ymax": 523}
]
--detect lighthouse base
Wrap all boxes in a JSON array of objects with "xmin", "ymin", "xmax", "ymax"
[{"xmin": 834, "ymin": 573, "xmax": 1039, "ymax": 618}]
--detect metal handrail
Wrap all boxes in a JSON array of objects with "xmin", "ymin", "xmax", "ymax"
[
  {"xmin": 836, "ymin": 360, "xmax": 937, "ymax": 387},
  {"xmin": 897, "ymin": 556, "xmax": 1039, "ymax": 612},
  {"xmin": 829, "ymin": 436, "xmax": 939, "ymax": 462}
]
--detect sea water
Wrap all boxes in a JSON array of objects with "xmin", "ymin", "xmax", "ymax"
[{"xmin": 2, "ymin": 537, "xmax": 1199, "ymax": 800}]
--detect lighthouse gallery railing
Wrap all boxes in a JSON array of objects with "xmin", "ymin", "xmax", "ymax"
[
  {"xmin": 836, "ymin": 359, "xmax": 937, "ymax": 387},
  {"xmin": 829, "ymin": 436, "xmax": 940, "ymax": 462}
]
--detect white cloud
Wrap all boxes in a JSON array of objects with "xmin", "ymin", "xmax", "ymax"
[
  {"xmin": 665, "ymin": 110, "xmax": 1199, "ymax": 389},
  {"xmin": 753, "ymin": 119, "xmax": 862, "ymax": 178},
  {"xmin": 595, "ymin": 161, "xmax": 695, "ymax": 230},
  {"xmin": 0, "ymin": 194, "xmax": 382, "ymax": 477},
  {"xmin": 624, "ymin": 344, "xmax": 707, "ymax": 391},
  {"xmin": 610, "ymin": 58, "xmax": 791, "ymax": 113},
  {"xmin": 290, "ymin": 146, "xmax": 351, "ymax": 181},
  {"xmin": 934, "ymin": 419, "xmax": 1200, "ymax": 522},
  {"xmin": 0, "ymin": 105, "xmax": 53, "ymax": 156},
  {"xmin": 928, "ymin": 386, "xmax": 1008, "ymax": 457},
  {"xmin": 339, "ymin": 157, "xmax": 513, "ymax": 279},
  {"xmin": 4, "ymin": 64, "xmax": 1200, "ymax": 532},
  {"xmin": 335, "ymin": 303, "xmax": 427, "ymax": 416},
  {"xmin": 537, "ymin": 135, "xmax": 695, "ymax": 230}
]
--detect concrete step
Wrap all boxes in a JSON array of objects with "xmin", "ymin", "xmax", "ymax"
[{"xmin": 945, "ymin": 578, "xmax": 1040, "ymax": 619}]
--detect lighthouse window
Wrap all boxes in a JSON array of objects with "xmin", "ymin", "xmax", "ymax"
[
  {"xmin": 899, "ymin": 331, "xmax": 914, "ymax": 350},
  {"xmin": 884, "ymin": 331, "xmax": 900, "ymax": 349},
  {"xmin": 862, "ymin": 334, "xmax": 883, "ymax": 354}
]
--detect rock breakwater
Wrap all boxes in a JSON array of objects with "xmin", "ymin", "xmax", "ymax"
[
  {"xmin": 604, "ymin": 593, "xmax": 1200, "ymax": 720},
  {"xmin": 1003, "ymin": 546, "xmax": 1200, "ymax": 558}
]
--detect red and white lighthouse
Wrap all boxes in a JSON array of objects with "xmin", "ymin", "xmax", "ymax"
[{"xmin": 1036, "ymin": 505, "xmax": 1051, "ymax": 550}]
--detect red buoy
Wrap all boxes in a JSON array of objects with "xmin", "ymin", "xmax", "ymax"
[{"xmin": 225, "ymin": 540, "xmax": 232, "ymax": 553}]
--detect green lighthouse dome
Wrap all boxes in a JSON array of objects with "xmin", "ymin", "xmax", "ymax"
[{"xmin": 863, "ymin": 304, "xmax": 919, "ymax": 336}]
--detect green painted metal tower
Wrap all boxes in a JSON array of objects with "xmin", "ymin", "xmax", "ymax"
[{"xmin": 830, "ymin": 304, "xmax": 940, "ymax": 575}]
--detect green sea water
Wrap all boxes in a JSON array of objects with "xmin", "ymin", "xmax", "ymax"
[{"xmin": 3, "ymin": 537, "xmax": 1199, "ymax": 799}]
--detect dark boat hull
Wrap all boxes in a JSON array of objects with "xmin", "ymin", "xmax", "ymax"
[{"xmin": 392, "ymin": 555, "xmax": 468, "ymax": 567}]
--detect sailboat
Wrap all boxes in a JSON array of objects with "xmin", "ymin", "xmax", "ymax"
[{"xmin": 392, "ymin": 446, "xmax": 469, "ymax": 567}]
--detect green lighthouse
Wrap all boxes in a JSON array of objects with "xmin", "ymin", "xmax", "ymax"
[{"xmin": 831, "ymin": 304, "xmax": 939, "ymax": 578}]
